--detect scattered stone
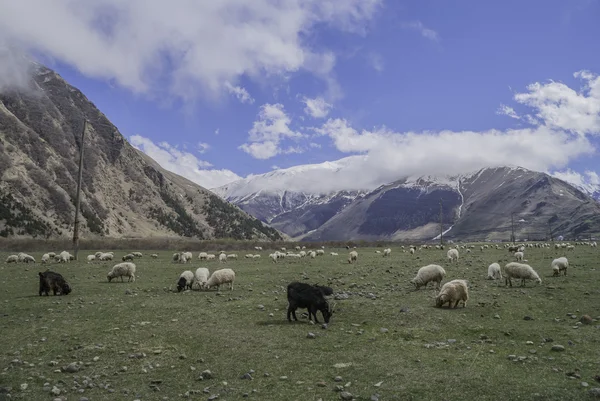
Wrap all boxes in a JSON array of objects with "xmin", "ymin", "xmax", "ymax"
[
  {"xmin": 62, "ymin": 362, "xmax": 80, "ymax": 373},
  {"xmin": 240, "ymin": 373, "xmax": 253, "ymax": 380},
  {"xmin": 371, "ymin": 395, "xmax": 380, "ymax": 401},
  {"xmin": 307, "ymin": 332, "xmax": 316, "ymax": 339},
  {"xmin": 51, "ymin": 386, "xmax": 61, "ymax": 396},
  {"xmin": 280, "ymin": 376, "xmax": 288, "ymax": 380},
  {"xmin": 322, "ymin": 324, "xmax": 328, "ymax": 330},
  {"xmin": 551, "ymin": 345, "xmax": 565, "ymax": 352},
  {"xmin": 208, "ymin": 395, "xmax": 219, "ymax": 400},
  {"xmin": 317, "ymin": 381, "xmax": 327, "ymax": 387},
  {"xmin": 380, "ymin": 328, "xmax": 388, "ymax": 333},
  {"xmin": 334, "ymin": 376, "xmax": 343, "ymax": 382},
  {"xmin": 92, "ymin": 357, "xmax": 99, "ymax": 362},
  {"xmin": 493, "ymin": 314, "xmax": 500, "ymax": 319},
  {"xmin": 580, "ymin": 315, "xmax": 593, "ymax": 325},
  {"xmin": 523, "ymin": 316, "xmax": 533, "ymax": 320},
  {"xmin": 20, "ymin": 384, "xmax": 27, "ymax": 391},
  {"xmin": 589, "ymin": 388, "xmax": 600, "ymax": 397},
  {"xmin": 399, "ymin": 306, "xmax": 409, "ymax": 313},
  {"xmin": 374, "ymin": 381, "xmax": 383, "ymax": 387},
  {"xmin": 340, "ymin": 391, "xmax": 353, "ymax": 400},
  {"xmin": 526, "ymin": 341, "xmax": 534, "ymax": 345},
  {"xmin": 201, "ymin": 370, "xmax": 213, "ymax": 380},
  {"xmin": 447, "ymin": 339, "xmax": 457, "ymax": 344},
  {"xmin": 125, "ymin": 289, "xmax": 132, "ymax": 295},
  {"xmin": 582, "ymin": 382, "xmax": 589, "ymax": 387},
  {"xmin": 257, "ymin": 305, "xmax": 265, "ymax": 310}
]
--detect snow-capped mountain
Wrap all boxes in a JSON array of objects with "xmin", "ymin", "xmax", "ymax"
[{"xmin": 215, "ymin": 165, "xmax": 600, "ymax": 241}]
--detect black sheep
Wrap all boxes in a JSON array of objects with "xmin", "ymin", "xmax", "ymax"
[
  {"xmin": 287, "ymin": 282, "xmax": 333, "ymax": 324},
  {"xmin": 39, "ymin": 270, "xmax": 72, "ymax": 296}
]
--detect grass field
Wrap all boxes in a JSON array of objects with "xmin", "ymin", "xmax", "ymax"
[{"xmin": 1, "ymin": 245, "xmax": 599, "ymax": 401}]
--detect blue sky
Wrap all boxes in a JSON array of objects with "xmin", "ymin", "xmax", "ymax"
[{"xmin": 1, "ymin": 0, "xmax": 599, "ymax": 192}]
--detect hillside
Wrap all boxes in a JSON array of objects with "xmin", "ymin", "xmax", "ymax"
[{"xmin": 0, "ymin": 61, "xmax": 282, "ymax": 241}]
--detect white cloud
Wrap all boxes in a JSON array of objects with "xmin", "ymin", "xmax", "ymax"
[
  {"xmin": 511, "ymin": 70, "xmax": 600, "ymax": 135},
  {"xmin": 214, "ymin": 128, "xmax": 220, "ymax": 135},
  {"xmin": 0, "ymin": 42, "xmax": 34, "ymax": 93},
  {"xmin": 309, "ymin": 142, "xmax": 322, "ymax": 148},
  {"xmin": 224, "ymin": 82, "xmax": 255, "ymax": 104},
  {"xmin": 402, "ymin": 21, "xmax": 439, "ymax": 42},
  {"xmin": 497, "ymin": 104, "xmax": 520, "ymax": 119},
  {"xmin": 302, "ymin": 96, "xmax": 333, "ymax": 118},
  {"xmin": 0, "ymin": 0, "xmax": 381, "ymax": 101},
  {"xmin": 130, "ymin": 135, "xmax": 241, "ymax": 188},
  {"xmin": 551, "ymin": 169, "xmax": 600, "ymax": 194},
  {"xmin": 197, "ymin": 142, "xmax": 210, "ymax": 153},
  {"xmin": 271, "ymin": 165, "xmax": 280, "ymax": 170},
  {"xmin": 239, "ymin": 103, "xmax": 304, "ymax": 159},
  {"xmin": 367, "ymin": 52, "xmax": 384, "ymax": 72}
]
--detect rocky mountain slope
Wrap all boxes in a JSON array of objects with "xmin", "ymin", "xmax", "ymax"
[
  {"xmin": 0, "ymin": 61, "xmax": 281, "ymax": 241},
  {"xmin": 216, "ymin": 166, "xmax": 600, "ymax": 241}
]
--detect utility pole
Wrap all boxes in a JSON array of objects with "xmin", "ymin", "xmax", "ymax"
[
  {"xmin": 548, "ymin": 222, "xmax": 553, "ymax": 242},
  {"xmin": 73, "ymin": 119, "xmax": 87, "ymax": 261},
  {"xmin": 510, "ymin": 213, "xmax": 515, "ymax": 243},
  {"xmin": 439, "ymin": 199, "xmax": 443, "ymax": 246}
]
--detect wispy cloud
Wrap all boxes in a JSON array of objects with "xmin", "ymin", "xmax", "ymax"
[
  {"xmin": 496, "ymin": 104, "xmax": 520, "ymax": 119},
  {"xmin": 197, "ymin": 142, "xmax": 210, "ymax": 153},
  {"xmin": 130, "ymin": 135, "xmax": 241, "ymax": 188},
  {"xmin": 224, "ymin": 82, "xmax": 255, "ymax": 104},
  {"xmin": 402, "ymin": 20, "xmax": 439, "ymax": 42},
  {"xmin": 302, "ymin": 96, "xmax": 333, "ymax": 118},
  {"xmin": 551, "ymin": 169, "xmax": 600, "ymax": 194},
  {"xmin": 367, "ymin": 52, "xmax": 384, "ymax": 72}
]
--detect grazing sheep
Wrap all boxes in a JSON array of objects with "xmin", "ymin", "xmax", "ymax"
[
  {"xmin": 179, "ymin": 253, "xmax": 190, "ymax": 264},
  {"xmin": 447, "ymin": 248, "xmax": 459, "ymax": 263},
  {"xmin": 132, "ymin": 252, "xmax": 143, "ymax": 258},
  {"xmin": 245, "ymin": 254, "xmax": 254, "ymax": 259},
  {"xmin": 508, "ymin": 245, "xmax": 519, "ymax": 253},
  {"xmin": 487, "ymin": 262, "xmax": 502, "ymax": 280},
  {"xmin": 172, "ymin": 253, "xmax": 180, "ymax": 262},
  {"xmin": 182, "ymin": 251, "xmax": 193, "ymax": 261},
  {"xmin": 409, "ymin": 248, "xmax": 415, "ymax": 255},
  {"xmin": 6, "ymin": 255, "xmax": 18, "ymax": 263},
  {"xmin": 226, "ymin": 253, "xmax": 238, "ymax": 260},
  {"xmin": 48, "ymin": 252, "xmax": 56, "ymax": 258},
  {"xmin": 39, "ymin": 270, "xmax": 72, "ymax": 296},
  {"xmin": 207, "ymin": 254, "xmax": 216, "ymax": 260},
  {"xmin": 122, "ymin": 253, "xmax": 135, "ymax": 262},
  {"xmin": 107, "ymin": 262, "xmax": 136, "ymax": 283},
  {"xmin": 198, "ymin": 252, "xmax": 208, "ymax": 260},
  {"xmin": 252, "ymin": 254, "xmax": 261, "ymax": 259},
  {"xmin": 219, "ymin": 253, "xmax": 227, "ymax": 263},
  {"xmin": 98, "ymin": 252, "xmax": 113, "ymax": 261},
  {"xmin": 41, "ymin": 253, "xmax": 51, "ymax": 264},
  {"xmin": 411, "ymin": 264, "xmax": 446, "ymax": 290},
  {"xmin": 299, "ymin": 251, "xmax": 306, "ymax": 258},
  {"xmin": 330, "ymin": 252, "xmax": 338, "ymax": 256},
  {"xmin": 551, "ymin": 257, "xmax": 569, "ymax": 276},
  {"xmin": 176, "ymin": 270, "xmax": 195, "ymax": 292},
  {"xmin": 436, "ymin": 279, "xmax": 469, "ymax": 308},
  {"xmin": 503, "ymin": 262, "xmax": 542, "ymax": 287},
  {"xmin": 348, "ymin": 250, "xmax": 358, "ymax": 264},
  {"xmin": 316, "ymin": 249, "xmax": 325, "ymax": 256},
  {"xmin": 270, "ymin": 253, "xmax": 278, "ymax": 263},
  {"xmin": 514, "ymin": 251, "xmax": 525, "ymax": 261},
  {"xmin": 287, "ymin": 282, "xmax": 333, "ymax": 324},
  {"xmin": 206, "ymin": 268, "xmax": 235, "ymax": 291},
  {"xmin": 383, "ymin": 248, "xmax": 391, "ymax": 257},
  {"xmin": 87, "ymin": 255, "xmax": 96, "ymax": 262},
  {"xmin": 151, "ymin": 253, "xmax": 158, "ymax": 258},
  {"xmin": 193, "ymin": 267, "xmax": 210, "ymax": 289},
  {"xmin": 309, "ymin": 251, "xmax": 317, "ymax": 259}
]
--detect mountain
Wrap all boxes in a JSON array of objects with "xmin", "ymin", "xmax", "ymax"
[
  {"xmin": 0, "ymin": 61, "xmax": 282, "ymax": 241},
  {"xmin": 217, "ymin": 165, "xmax": 600, "ymax": 241}
]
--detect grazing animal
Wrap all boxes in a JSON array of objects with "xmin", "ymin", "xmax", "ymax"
[
  {"xmin": 177, "ymin": 270, "xmax": 195, "ymax": 292},
  {"xmin": 39, "ymin": 270, "xmax": 72, "ymax": 296},
  {"xmin": 487, "ymin": 262, "xmax": 502, "ymax": 280},
  {"xmin": 436, "ymin": 279, "xmax": 469, "ymax": 308},
  {"xmin": 205, "ymin": 268, "xmax": 235, "ymax": 291},
  {"xmin": 107, "ymin": 262, "xmax": 136, "ymax": 283},
  {"xmin": 503, "ymin": 262, "xmax": 542, "ymax": 287},
  {"xmin": 348, "ymin": 250, "xmax": 358, "ymax": 264},
  {"xmin": 287, "ymin": 282, "xmax": 333, "ymax": 324},
  {"xmin": 551, "ymin": 257, "xmax": 569, "ymax": 276},
  {"xmin": 411, "ymin": 264, "xmax": 446, "ymax": 290}
]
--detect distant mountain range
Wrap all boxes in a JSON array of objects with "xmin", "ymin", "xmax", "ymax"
[
  {"xmin": 214, "ymin": 165, "xmax": 600, "ymax": 242},
  {"xmin": 0, "ymin": 62, "xmax": 281, "ymax": 241}
]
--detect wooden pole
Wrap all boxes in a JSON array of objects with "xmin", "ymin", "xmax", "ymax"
[{"xmin": 73, "ymin": 119, "xmax": 87, "ymax": 260}]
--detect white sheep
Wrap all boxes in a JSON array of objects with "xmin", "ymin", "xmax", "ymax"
[
  {"xmin": 348, "ymin": 250, "xmax": 358, "ymax": 264},
  {"xmin": 107, "ymin": 262, "xmax": 136, "ymax": 282},
  {"xmin": 87, "ymin": 254, "xmax": 96, "ymax": 262},
  {"xmin": 227, "ymin": 254, "xmax": 238, "ymax": 259},
  {"xmin": 122, "ymin": 253, "xmax": 135, "ymax": 262},
  {"xmin": 316, "ymin": 249, "xmax": 325, "ymax": 256},
  {"xmin": 41, "ymin": 253, "xmax": 50, "ymax": 264},
  {"xmin": 98, "ymin": 252, "xmax": 113, "ymax": 261},
  {"xmin": 252, "ymin": 254, "xmax": 261, "ymax": 259},
  {"xmin": 219, "ymin": 253, "xmax": 227, "ymax": 263},
  {"xmin": 487, "ymin": 262, "xmax": 502, "ymax": 280},
  {"xmin": 410, "ymin": 248, "xmax": 415, "ymax": 255},
  {"xmin": 132, "ymin": 252, "xmax": 143, "ymax": 258},
  {"xmin": 176, "ymin": 270, "xmax": 195, "ymax": 292},
  {"xmin": 6, "ymin": 255, "xmax": 18, "ymax": 263},
  {"xmin": 551, "ymin": 257, "xmax": 568, "ymax": 277},
  {"xmin": 502, "ymin": 262, "xmax": 542, "ymax": 287},
  {"xmin": 198, "ymin": 252, "xmax": 208, "ymax": 260},
  {"xmin": 182, "ymin": 251, "xmax": 193, "ymax": 261},
  {"xmin": 514, "ymin": 251, "xmax": 525, "ymax": 261},
  {"xmin": 151, "ymin": 253, "xmax": 158, "ymax": 258},
  {"xmin": 270, "ymin": 253, "xmax": 278, "ymax": 263},
  {"xmin": 383, "ymin": 248, "xmax": 391, "ymax": 257},
  {"xmin": 21, "ymin": 254, "xmax": 35, "ymax": 263},
  {"xmin": 207, "ymin": 254, "xmax": 216, "ymax": 260},
  {"xmin": 330, "ymin": 252, "xmax": 338, "ymax": 256},
  {"xmin": 299, "ymin": 251, "xmax": 307, "ymax": 257},
  {"xmin": 309, "ymin": 251, "xmax": 317, "ymax": 259},
  {"xmin": 193, "ymin": 267, "xmax": 210, "ymax": 289},
  {"xmin": 410, "ymin": 264, "xmax": 446, "ymax": 290},
  {"xmin": 447, "ymin": 248, "xmax": 459, "ymax": 263},
  {"xmin": 436, "ymin": 279, "xmax": 469, "ymax": 308},
  {"xmin": 48, "ymin": 252, "xmax": 56, "ymax": 258},
  {"xmin": 206, "ymin": 268, "xmax": 235, "ymax": 291}
]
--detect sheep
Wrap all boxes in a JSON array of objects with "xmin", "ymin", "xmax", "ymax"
[
  {"xmin": 182, "ymin": 251, "xmax": 193, "ymax": 261},
  {"xmin": 132, "ymin": 252, "xmax": 143, "ymax": 258},
  {"xmin": 299, "ymin": 251, "xmax": 307, "ymax": 257},
  {"xmin": 309, "ymin": 251, "xmax": 317, "ymax": 259},
  {"xmin": 219, "ymin": 253, "xmax": 227, "ymax": 263},
  {"xmin": 436, "ymin": 279, "xmax": 469, "ymax": 308},
  {"xmin": 487, "ymin": 263, "xmax": 502, "ymax": 280},
  {"xmin": 551, "ymin": 257, "xmax": 568, "ymax": 276},
  {"xmin": 207, "ymin": 254, "xmax": 216, "ymax": 260},
  {"xmin": 514, "ymin": 251, "xmax": 525, "ymax": 261},
  {"xmin": 172, "ymin": 253, "xmax": 180, "ymax": 262},
  {"xmin": 410, "ymin": 264, "xmax": 446, "ymax": 290},
  {"xmin": 107, "ymin": 262, "xmax": 136, "ymax": 283},
  {"xmin": 179, "ymin": 253, "xmax": 189, "ymax": 264},
  {"xmin": 39, "ymin": 270, "xmax": 72, "ymax": 296},
  {"xmin": 383, "ymin": 248, "xmax": 391, "ymax": 257},
  {"xmin": 87, "ymin": 255, "xmax": 96, "ymax": 262},
  {"xmin": 447, "ymin": 248, "xmax": 459, "ymax": 263},
  {"xmin": 316, "ymin": 249, "xmax": 325, "ymax": 256},
  {"xmin": 566, "ymin": 245, "xmax": 575, "ymax": 252},
  {"xmin": 348, "ymin": 250, "xmax": 358, "ymax": 264},
  {"xmin": 6, "ymin": 255, "xmax": 18, "ymax": 263},
  {"xmin": 193, "ymin": 267, "xmax": 210, "ymax": 289},
  {"xmin": 151, "ymin": 253, "xmax": 158, "ymax": 258},
  {"xmin": 198, "ymin": 252, "xmax": 208, "ymax": 260},
  {"xmin": 41, "ymin": 253, "xmax": 50, "ymax": 264},
  {"xmin": 98, "ymin": 252, "xmax": 113, "ymax": 261},
  {"xmin": 22, "ymin": 254, "xmax": 36, "ymax": 263},
  {"xmin": 410, "ymin": 248, "xmax": 415, "ymax": 255},
  {"xmin": 252, "ymin": 254, "xmax": 261, "ymax": 259},
  {"xmin": 508, "ymin": 245, "xmax": 519, "ymax": 253},
  {"xmin": 48, "ymin": 252, "xmax": 56, "ymax": 258},
  {"xmin": 270, "ymin": 253, "xmax": 278, "ymax": 263},
  {"xmin": 375, "ymin": 250, "xmax": 381, "ymax": 254},
  {"xmin": 205, "ymin": 268, "xmax": 235, "ymax": 291},
  {"xmin": 226, "ymin": 254, "xmax": 238, "ymax": 259},
  {"xmin": 122, "ymin": 253, "xmax": 135, "ymax": 262},
  {"xmin": 330, "ymin": 252, "xmax": 338, "ymax": 256},
  {"xmin": 287, "ymin": 282, "xmax": 333, "ymax": 324},
  {"xmin": 502, "ymin": 262, "xmax": 542, "ymax": 287},
  {"xmin": 176, "ymin": 270, "xmax": 195, "ymax": 292}
]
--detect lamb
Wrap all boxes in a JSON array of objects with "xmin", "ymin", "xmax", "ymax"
[
  {"xmin": 176, "ymin": 270, "xmax": 195, "ymax": 292},
  {"xmin": 39, "ymin": 270, "xmax": 72, "ymax": 296},
  {"xmin": 193, "ymin": 267, "xmax": 210, "ymax": 289},
  {"xmin": 435, "ymin": 279, "xmax": 469, "ymax": 308},
  {"xmin": 487, "ymin": 262, "xmax": 502, "ymax": 280},
  {"xmin": 410, "ymin": 264, "xmax": 446, "ymax": 290},
  {"xmin": 502, "ymin": 262, "xmax": 542, "ymax": 287},
  {"xmin": 122, "ymin": 253, "xmax": 135, "ymax": 261},
  {"xmin": 514, "ymin": 251, "xmax": 524, "ymax": 261},
  {"xmin": 348, "ymin": 250, "xmax": 358, "ymax": 264},
  {"xmin": 287, "ymin": 282, "xmax": 333, "ymax": 324},
  {"xmin": 205, "ymin": 268, "xmax": 235, "ymax": 291},
  {"xmin": 41, "ymin": 253, "xmax": 51, "ymax": 264},
  {"xmin": 551, "ymin": 257, "xmax": 568, "ymax": 277},
  {"xmin": 383, "ymin": 248, "xmax": 391, "ymax": 257},
  {"xmin": 87, "ymin": 255, "xmax": 96, "ymax": 262},
  {"xmin": 447, "ymin": 248, "xmax": 459, "ymax": 263},
  {"xmin": 6, "ymin": 255, "xmax": 18, "ymax": 263},
  {"xmin": 107, "ymin": 262, "xmax": 136, "ymax": 283}
]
